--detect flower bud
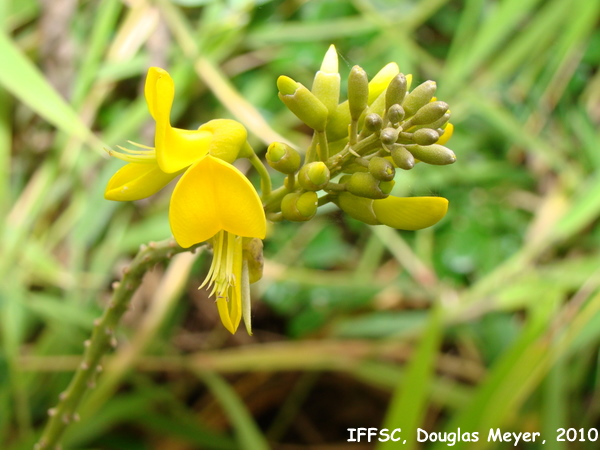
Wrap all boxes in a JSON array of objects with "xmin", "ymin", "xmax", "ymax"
[
  {"xmin": 347, "ymin": 172, "xmax": 394, "ymax": 199},
  {"xmin": 409, "ymin": 101, "xmax": 449, "ymax": 126},
  {"xmin": 278, "ymin": 76, "xmax": 329, "ymax": 131},
  {"xmin": 298, "ymin": 162, "xmax": 330, "ymax": 190},
  {"xmin": 266, "ymin": 142, "xmax": 302, "ymax": 174},
  {"xmin": 281, "ymin": 191, "xmax": 318, "ymax": 221},
  {"xmin": 312, "ymin": 45, "xmax": 341, "ymax": 115},
  {"xmin": 336, "ymin": 192, "xmax": 380, "ymax": 225},
  {"xmin": 412, "ymin": 128, "xmax": 440, "ymax": 146},
  {"xmin": 380, "ymin": 127, "xmax": 399, "ymax": 145},
  {"xmin": 406, "ymin": 144, "xmax": 457, "ymax": 165},
  {"xmin": 385, "ymin": 73, "xmax": 408, "ymax": 112},
  {"xmin": 368, "ymin": 157, "xmax": 395, "ymax": 181},
  {"xmin": 390, "ymin": 145, "xmax": 415, "ymax": 170},
  {"xmin": 402, "ymin": 80, "xmax": 436, "ymax": 117},
  {"xmin": 348, "ymin": 65, "xmax": 369, "ymax": 121},
  {"xmin": 242, "ymin": 238, "xmax": 264, "ymax": 284},
  {"xmin": 363, "ymin": 113, "xmax": 383, "ymax": 135},
  {"xmin": 387, "ymin": 104, "xmax": 405, "ymax": 125}
]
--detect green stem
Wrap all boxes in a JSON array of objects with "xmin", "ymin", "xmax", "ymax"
[
  {"xmin": 264, "ymin": 185, "xmax": 291, "ymax": 213},
  {"xmin": 35, "ymin": 239, "xmax": 202, "ymax": 450},
  {"xmin": 245, "ymin": 143, "xmax": 272, "ymax": 199},
  {"xmin": 317, "ymin": 130, "xmax": 329, "ymax": 161}
]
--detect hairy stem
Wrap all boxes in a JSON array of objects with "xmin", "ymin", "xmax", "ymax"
[{"xmin": 35, "ymin": 239, "xmax": 202, "ymax": 450}]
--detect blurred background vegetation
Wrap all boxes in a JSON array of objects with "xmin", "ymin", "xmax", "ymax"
[{"xmin": 2, "ymin": 0, "xmax": 600, "ymax": 448}]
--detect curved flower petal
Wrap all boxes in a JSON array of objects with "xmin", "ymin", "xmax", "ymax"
[
  {"xmin": 373, "ymin": 196, "xmax": 448, "ymax": 230},
  {"xmin": 170, "ymin": 155, "xmax": 266, "ymax": 247},
  {"xmin": 144, "ymin": 67, "xmax": 214, "ymax": 174},
  {"xmin": 104, "ymin": 162, "xmax": 178, "ymax": 201},
  {"xmin": 198, "ymin": 119, "xmax": 247, "ymax": 164},
  {"xmin": 436, "ymin": 122, "xmax": 454, "ymax": 145}
]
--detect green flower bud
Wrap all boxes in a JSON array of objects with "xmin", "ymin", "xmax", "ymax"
[
  {"xmin": 278, "ymin": 76, "xmax": 329, "ymax": 131},
  {"xmin": 412, "ymin": 128, "xmax": 440, "ymax": 146},
  {"xmin": 336, "ymin": 192, "xmax": 380, "ymax": 225},
  {"xmin": 266, "ymin": 142, "xmax": 302, "ymax": 174},
  {"xmin": 363, "ymin": 113, "xmax": 383, "ymax": 135},
  {"xmin": 312, "ymin": 44, "xmax": 341, "ymax": 115},
  {"xmin": 281, "ymin": 191, "xmax": 318, "ymax": 221},
  {"xmin": 347, "ymin": 172, "xmax": 394, "ymax": 199},
  {"xmin": 385, "ymin": 73, "xmax": 408, "ymax": 112},
  {"xmin": 368, "ymin": 156, "xmax": 395, "ymax": 181},
  {"xmin": 348, "ymin": 65, "xmax": 369, "ymax": 121},
  {"xmin": 387, "ymin": 104, "xmax": 405, "ymax": 125},
  {"xmin": 298, "ymin": 162, "xmax": 330, "ymax": 190},
  {"xmin": 380, "ymin": 127, "xmax": 399, "ymax": 145},
  {"xmin": 242, "ymin": 238, "xmax": 264, "ymax": 284},
  {"xmin": 402, "ymin": 80, "xmax": 436, "ymax": 117},
  {"xmin": 390, "ymin": 145, "xmax": 415, "ymax": 170},
  {"xmin": 406, "ymin": 144, "xmax": 457, "ymax": 165},
  {"xmin": 409, "ymin": 101, "xmax": 449, "ymax": 126}
]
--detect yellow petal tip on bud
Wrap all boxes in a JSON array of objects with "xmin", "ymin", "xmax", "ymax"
[
  {"xmin": 321, "ymin": 44, "xmax": 339, "ymax": 74},
  {"xmin": 277, "ymin": 75, "xmax": 299, "ymax": 96}
]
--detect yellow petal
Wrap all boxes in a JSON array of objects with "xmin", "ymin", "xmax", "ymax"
[
  {"xmin": 198, "ymin": 119, "xmax": 247, "ymax": 164},
  {"xmin": 144, "ymin": 67, "xmax": 174, "ymax": 124},
  {"xmin": 170, "ymin": 155, "xmax": 266, "ymax": 248},
  {"xmin": 156, "ymin": 127, "xmax": 213, "ymax": 174},
  {"xmin": 144, "ymin": 67, "xmax": 214, "ymax": 173},
  {"xmin": 373, "ymin": 196, "xmax": 448, "ymax": 230},
  {"xmin": 436, "ymin": 122, "xmax": 454, "ymax": 145},
  {"xmin": 216, "ymin": 297, "xmax": 236, "ymax": 334},
  {"xmin": 104, "ymin": 162, "xmax": 178, "ymax": 201},
  {"xmin": 368, "ymin": 63, "xmax": 399, "ymax": 104}
]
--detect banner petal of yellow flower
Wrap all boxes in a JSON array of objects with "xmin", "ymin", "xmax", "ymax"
[{"xmin": 169, "ymin": 155, "xmax": 267, "ymax": 248}]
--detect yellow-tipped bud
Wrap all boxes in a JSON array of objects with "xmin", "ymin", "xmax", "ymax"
[
  {"xmin": 406, "ymin": 144, "xmax": 457, "ymax": 165},
  {"xmin": 266, "ymin": 142, "xmax": 302, "ymax": 174},
  {"xmin": 312, "ymin": 45, "xmax": 341, "ymax": 115},
  {"xmin": 298, "ymin": 162, "xmax": 330, "ymax": 190},
  {"xmin": 402, "ymin": 80, "xmax": 436, "ymax": 117},
  {"xmin": 281, "ymin": 191, "xmax": 319, "ymax": 221},
  {"xmin": 278, "ymin": 76, "xmax": 329, "ymax": 131},
  {"xmin": 336, "ymin": 192, "xmax": 380, "ymax": 225},
  {"xmin": 348, "ymin": 65, "xmax": 369, "ymax": 121},
  {"xmin": 347, "ymin": 172, "xmax": 394, "ymax": 199},
  {"xmin": 368, "ymin": 157, "xmax": 396, "ymax": 181}
]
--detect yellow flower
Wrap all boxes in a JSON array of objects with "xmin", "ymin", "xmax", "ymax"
[{"xmin": 105, "ymin": 67, "xmax": 266, "ymax": 334}]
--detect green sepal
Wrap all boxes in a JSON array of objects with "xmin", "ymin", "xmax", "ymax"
[
  {"xmin": 347, "ymin": 172, "xmax": 394, "ymax": 199},
  {"xmin": 298, "ymin": 162, "xmax": 330, "ymax": 190},
  {"xmin": 266, "ymin": 142, "xmax": 302, "ymax": 174},
  {"xmin": 278, "ymin": 76, "xmax": 329, "ymax": 131},
  {"xmin": 281, "ymin": 191, "xmax": 318, "ymax": 221},
  {"xmin": 368, "ymin": 157, "xmax": 396, "ymax": 181},
  {"xmin": 336, "ymin": 191, "xmax": 380, "ymax": 225}
]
